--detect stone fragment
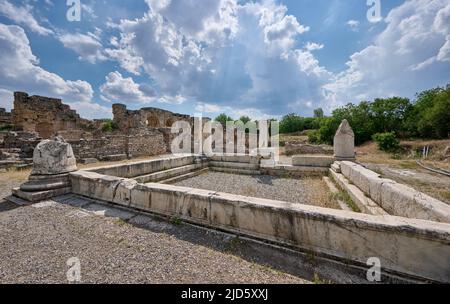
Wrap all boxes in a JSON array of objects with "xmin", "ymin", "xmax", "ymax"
[
  {"xmin": 31, "ymin": 136, "xmax": 77, "ymax": 175},
  {"xmin": 334, "ymin": 120, "xmax": 355, "ymax": 160},
  {"xmin": 14, "ymin": 137, "xmax": 78, "ymax": 202}
]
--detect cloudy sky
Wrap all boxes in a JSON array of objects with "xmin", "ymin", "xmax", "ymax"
[{"xmin": 0, "ymin": 0, "xmax": 449, "ymax": 119}]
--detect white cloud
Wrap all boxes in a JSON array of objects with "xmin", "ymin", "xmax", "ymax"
[
  {"xmin": 67, "ymin": 101, "xmax": 112, "ymax": 120},
  {"xmin": 0, "ymin": 88, "xmax": 13, "ymax": 111},
  {"xmin": 100, "ymin": 71, "xmax": 157, "ymax": 104},
  {"xmin": 105, "ymin": 0, "xmax": 329, "ymax": 116},
  {"xmin": 325, "ymin": 0, "xmax": 450, "ymax": 106},
  {"xmin": 0, "ymin": 23, "xmax": 93, "ymax": 103},
  {"xmin": 0, "ymin": 0, "xmax": 53, "ymax": 36},
  {"xmin": 58, "ymin": 32, "xmax": 106, "ymax": 63},
  {"xmin": 305, "ymin": 42, "xmax": 324, "ymax": 51},
  {"xmin": 347, "ymin": 20, "xmax": 360, "ymax": 32}
]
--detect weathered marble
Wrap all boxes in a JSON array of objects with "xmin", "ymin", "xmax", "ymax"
[
  {"xmin": 334, "ymin": 120, "xmax": 355, "ymax": 160},
  {"xmin": 31, "ymin": 136, "xmax": 77, "ymax": 175}
]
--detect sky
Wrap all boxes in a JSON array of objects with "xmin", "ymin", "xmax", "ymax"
[{"xmin": 0, "ymin": 0, "xmax": 449, "ymax": 120}]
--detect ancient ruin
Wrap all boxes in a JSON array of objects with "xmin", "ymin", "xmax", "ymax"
[
  {"xmin": 13, "ymin": 137, "xmax": 77, "ymax": 202},
  {"xmin": 2, "ymin": 91, "xmax": 450, "ymax": 284},
  {"xmin": 0, "ymin": 92, "xmax": 198, "ymax": 169}
]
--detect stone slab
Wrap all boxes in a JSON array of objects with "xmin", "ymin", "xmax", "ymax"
[
  {"xmin": 12, "ymin": 187, "xmax": 71, "ymax": 203},
  {"xmin": 292, "ymin": 155, "xmax": 335, "ymax": 167}
]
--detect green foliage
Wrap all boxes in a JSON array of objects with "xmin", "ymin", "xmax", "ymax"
[
  {"xmin": 280, "ymin": 113, "xmax": 304, "ymax": 133},
  {"xmin": 0, "ymin": 124, "xmax": 13, "ymax": 131},
  {"xmin": 313, "ymin": 108, "xmax": 324, "ymax": 118},
  {"xmin": 372, "ymin": 132, "xmax": 400, "ymax": 152},
  {"xmin": 238, "ymin": 115, "xmax": 251, "ymax": 124},
  {"xmin": 307, "ymin": 129, "xmax": 321, "ymax": 144},
  {"xmin": 215, "ymin": 113, "xmax": 234, "ymax": 126},
  {"xmin": 279, "ymin": 114, "xmax": 321, "ymax": 134},
  {"xmin": 413, "ymin": 86, "xmax": 450, "ymax": 139},
  {"xmin": 102, "ymin": 120, "xmax": 118, "ymax": 133}
]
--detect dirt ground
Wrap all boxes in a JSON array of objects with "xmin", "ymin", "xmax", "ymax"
[
  {"xmin": 356, "ymin": 141, "xmax": 450, "ymax": 204},
  {"xmin": 0, "ymin": 195, "xmax": 310, "ymax": 284}
]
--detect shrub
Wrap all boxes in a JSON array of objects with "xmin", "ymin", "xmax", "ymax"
[
  {"xmin": 307, "ymin": 129, "xmax": 321, "ymax": 144},
  {"xmin": 0, "ymin": 124, "xmax": 13, "ymax": 131},
  {"xmin": 102, "ymin": 120, "xmax": 118, "ymax": 133},
  {"xmin": 372, "ymin": 132, "xmax": 400, "ymax": 152}
]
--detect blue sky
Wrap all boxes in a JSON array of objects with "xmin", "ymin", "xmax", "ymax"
[{"xmin": 0, "ymin": 0, "xmax": 449, "ymax": 119}]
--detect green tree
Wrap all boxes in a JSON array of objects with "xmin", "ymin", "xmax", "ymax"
[
  {"xmin": 371, "ymin": 97, "xmax": 412, "ymax": 134},
  {"xmin": 215, "ymin": 113, "xmax": 234, "ymax": 126},
  {"xmin": 238, "ymin": 116, "xmax": 251, "ymax": 124},
  {"xmin": 279, "ymin": 113, "xmax": 305, "ymax": 133},
  {"xmin": 313, "ymin": 108, "xmax": 324, "ymax": 118}
]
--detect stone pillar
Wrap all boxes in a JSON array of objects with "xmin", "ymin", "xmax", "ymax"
[
  {"xmin": 334, "ymin": 119, "xmax": 355, "ymax": 161},
  {"xmin": 12, "ymin": 136, "xmax": 78, "ymax": 202}
]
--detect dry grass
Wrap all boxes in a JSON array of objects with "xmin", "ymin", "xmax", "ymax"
[
  {"xmin": 356, "ymin": 140, "xmax": 449, "ymax": 169},
  {"xmin": 0, "ymin": 168, "xmax": 30, "ymax": 199}
]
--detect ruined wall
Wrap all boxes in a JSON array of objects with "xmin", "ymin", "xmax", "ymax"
[
  {"xmin": 0, "ymin": 108, "xmax": 12, "ymax": 126},
  {"xmin": 70, "ymin": 136, "xmax": 128, "ymax": 160},
  {"xmin": 3, "ymin": 92, "xmax": 197, "ymax": 161},
  {"xmin": 113, "ymin": 103, "xmax": 191, "ymax": 132},
  {"xmin": 11, "ymin": 92, "xmax": 93, "ymax": 139},
  {"xmin": 128, "ymin": 129, "xmax": 167, "ymax": 157}
]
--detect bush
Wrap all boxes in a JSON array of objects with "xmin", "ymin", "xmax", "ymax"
[
  {"xmin": 279, "ymin": 113, "xmax": 304, "ymax": 133},
  {"xmin": 102, "ymin": 120, "xmax": 118, "ymax": 133},
  {"xmin": 0, "ymin": 124, "xmax": 13, "ymax": 131},
  {"xmin": 372, "ymin": 132, "xmax": 400, "ymax": 152},
  {"xmin": 307, "ymin": 129, "xmax": 321, "ymax": 144}
]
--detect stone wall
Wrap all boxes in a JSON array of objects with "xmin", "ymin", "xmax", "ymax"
[
  {"xmin": 127, "ymin": 129, "xmax": 168, "ymax": 157},
  {"xmin": 339, "ymin": 161, "xmax": 450, "ymax": 222},
  {"xmin": 0, "ymin": 108, "xmax": 12, "ymax": 126},
  {"xmin": 113, "ymin": 103, "xmax": 191, "ymax": 132},
  {"xmin": 11, "ymin": 92, "xmax": 93, "ymax": 139}
]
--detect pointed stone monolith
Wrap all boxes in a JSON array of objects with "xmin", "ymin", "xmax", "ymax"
[{"xmin": 334, "ymin": 120, "xmax": 355, "ymax": 160}]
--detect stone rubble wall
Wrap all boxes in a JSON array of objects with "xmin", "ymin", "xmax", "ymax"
[
  {"xmin": 0, "ymin": 108, "xmax": 12, "ymax": 126},
  {"xmin": 339, "ymin": 161, "xmax": 450, "ymax": 223}
]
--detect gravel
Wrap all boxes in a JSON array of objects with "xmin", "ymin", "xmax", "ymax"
[
  {"xmin": 0, "ymin": 195, "xmax": 309, "ymax": 284},
  {"xmin": 174, "ymin": 172, "xmax": 340, "ymax": 209}
]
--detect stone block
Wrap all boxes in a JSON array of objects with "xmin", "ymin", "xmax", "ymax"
[{"xmin": 292, "ymin": 155, "xmax": 335, "ymax": 167}]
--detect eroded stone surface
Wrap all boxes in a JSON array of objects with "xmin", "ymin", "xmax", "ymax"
[
  {"xmin": 334, "ymin": 120, "xmax": 355, "ymax": 160},
  {"xmin": 32, "ymin": 136, "xmax": 77, "ymax": 175}
]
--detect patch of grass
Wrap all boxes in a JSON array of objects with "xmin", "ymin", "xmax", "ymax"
[
  {"xmin": 398, "ymin": 161, "xmax": 419, "ymax": 169},
  {"xmin": 169, "ymin": 216, "xmax": 183, "ymax": 226},
  {"xmin": 330, "ymin": 190, "xmax": 361, "ymax": 213},
  {"xmin": 224, "ymin": 236, "xmax": 241, "ymax": 253},
  {"xmin": 306, "ymin": 252, "xmax": 316, "ymax": 265},
  {"xmin": 328, "ymin": 174, "xmax": 361, "ymax": 212},
  {"xmin": 313, "ymin": 273, "xmax": 332, "ymax": 284},
  {"xmin": 114, "ymin": 218, "xmax": 128, "ymax": 227}
]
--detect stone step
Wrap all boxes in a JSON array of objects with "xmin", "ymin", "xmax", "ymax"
[
  {"xmin": 134, "ymin": 163, "xmax": 205, "ymax": 183},
  {"xmin": 322, "ymin": 176, "xmax": 352, "ymax": 212},
  {"xmin": 292, "ymin": 155, "xmax": 335, "ymax": 167},
  {"xmin": 331, "ymin": 162, "xmax": 341, "ymax": 173},
  {"xmin": 159, "ymin": 168, "xmax": 209, "ymax": 184},
  {"xmin": 209, "ymin": 161, "xmax": 260, "ymax": 170},
  {"xmin": 210, "ymin": 167, "xmax": 261, "ymax": 175},
  {"xmin": 329, "ymin": 169, "xmax": 388, "ymax": 216},
  {"xmin": 209, "ymin": 154, "xmax": 260, "ymax": 164}
]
